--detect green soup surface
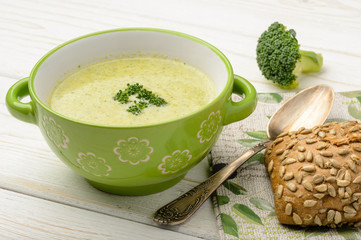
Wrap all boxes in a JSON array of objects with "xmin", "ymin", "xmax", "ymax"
[{"xmin": 49, "ymin": 57, "xmax": 217, "ymax": 126}]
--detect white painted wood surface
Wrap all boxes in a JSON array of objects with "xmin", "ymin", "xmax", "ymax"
[
  {"xmin": 0, "ymin": 189, "xmax": 202, "ymax": 240},
  {"xmin": 1, "ymin": 0, "xmax": 361, "ymax": 239}
]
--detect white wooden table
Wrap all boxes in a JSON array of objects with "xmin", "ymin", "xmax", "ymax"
[{"xmin": 1, "ymin": 0, "xmax": 361, "ymax": 239}]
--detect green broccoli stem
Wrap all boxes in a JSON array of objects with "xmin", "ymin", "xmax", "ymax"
[
  {"xmin": 280, "ymin": 50, "xmax": 323, "ymax": 89},
  {"xmin": 278, "ymin": 81, "xmax": 299, "ymax": 89},
  {"xmin": 294, "ymin": 50, "xmax": 323, "ymax": 74}
]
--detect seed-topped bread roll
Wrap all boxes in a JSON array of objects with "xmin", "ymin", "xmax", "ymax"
[{"xmin": 264, "ymin": 120, "xmax": 361, "ymax": 228}]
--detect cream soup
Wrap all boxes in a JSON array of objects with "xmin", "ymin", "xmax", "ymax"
[{"xmin": 49, "ymin": 57, "xmax": 217, "ymax": 126}]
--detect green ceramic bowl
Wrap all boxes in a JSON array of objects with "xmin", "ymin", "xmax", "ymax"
[{"xmin": 6, "ymin": 28, "xmax": 257, "ymax": 195}]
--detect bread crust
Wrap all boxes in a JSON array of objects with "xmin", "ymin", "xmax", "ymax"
[{"xmin": 264, "ymin": 121, "xmax": 361, "ymax": 227}]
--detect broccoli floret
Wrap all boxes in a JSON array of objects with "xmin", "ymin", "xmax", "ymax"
[{"xmin": 256, "ymin": 22, "xmax": 323, "ymax": 89}]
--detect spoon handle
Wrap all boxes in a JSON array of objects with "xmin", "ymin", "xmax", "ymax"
[{"xmin": 153, "ymin": 139, "xmax": 272, "ymax": 225}]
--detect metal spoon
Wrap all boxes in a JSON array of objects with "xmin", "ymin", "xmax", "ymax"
[{"xmin": 153, "ymin": 84, "xmax": 334, "ymax": 225}]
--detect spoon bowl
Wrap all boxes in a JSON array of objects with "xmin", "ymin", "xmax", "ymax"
[
  {"xmin": 154, "ymin": 84, "xmax": 334, "ymax": 225},
  {"xmin": 267, "ymin": 84, "xmax": 334, "ymax": 139}
]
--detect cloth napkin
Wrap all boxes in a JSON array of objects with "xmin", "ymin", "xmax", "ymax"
[{"xmin": 211, "ymin": 91, "xmax": 361, "ymax": 240}]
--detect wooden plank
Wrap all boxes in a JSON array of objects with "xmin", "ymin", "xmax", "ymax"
[{"xmin": 0, "ymin": 188, "xmax": 204, "ymax": 240}]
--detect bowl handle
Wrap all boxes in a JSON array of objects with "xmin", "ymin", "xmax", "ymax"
[
  {"xmin": 223, "ymin": 75, "xmax": 257, "ymax": 125},
  {"xmin": 6, "ymin": 77, "xmax": 36, "ymax": 124}
]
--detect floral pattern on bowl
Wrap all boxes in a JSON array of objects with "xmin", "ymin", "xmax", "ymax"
[
  {"xmin": 158, "ymin": 149, "xmax": 192, "ymax": 174},
  {"xmin": 76, "ymin": 152, "xmax": 112, "ymax": 177},
  {"xmin": 113, "ymin": 137, "xmax": 153, "ymax": 165},
  {"xmin": 42, "ymin": 116, "xmax": 69, "ymax": 149},
  {"xmin": 197, "ymin": 110, "xmax": 222, "ymax": 143}
]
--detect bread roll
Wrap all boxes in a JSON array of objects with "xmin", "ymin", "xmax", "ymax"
[{"xmin": 264, "ymin": 121, "xmax": 361, "ymax": 228}]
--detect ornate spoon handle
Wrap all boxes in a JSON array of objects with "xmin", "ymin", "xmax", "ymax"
[{"xmin": 153, "ymin": 139, "xmax": 272, "ymax": 225}]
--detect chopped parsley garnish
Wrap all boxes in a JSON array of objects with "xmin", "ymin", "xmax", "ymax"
[
  {"xmin": 113, "ymin": 89, "xmax": 129, "ymax": 104},
  {"xmin": 114, "ymin": 83, "xmax": 167, "ymax": 115}
]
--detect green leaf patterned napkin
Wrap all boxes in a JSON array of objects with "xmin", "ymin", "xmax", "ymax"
[{"xmin": 211, "ymin": 91, "xmax": 361, "ymax": 240}]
